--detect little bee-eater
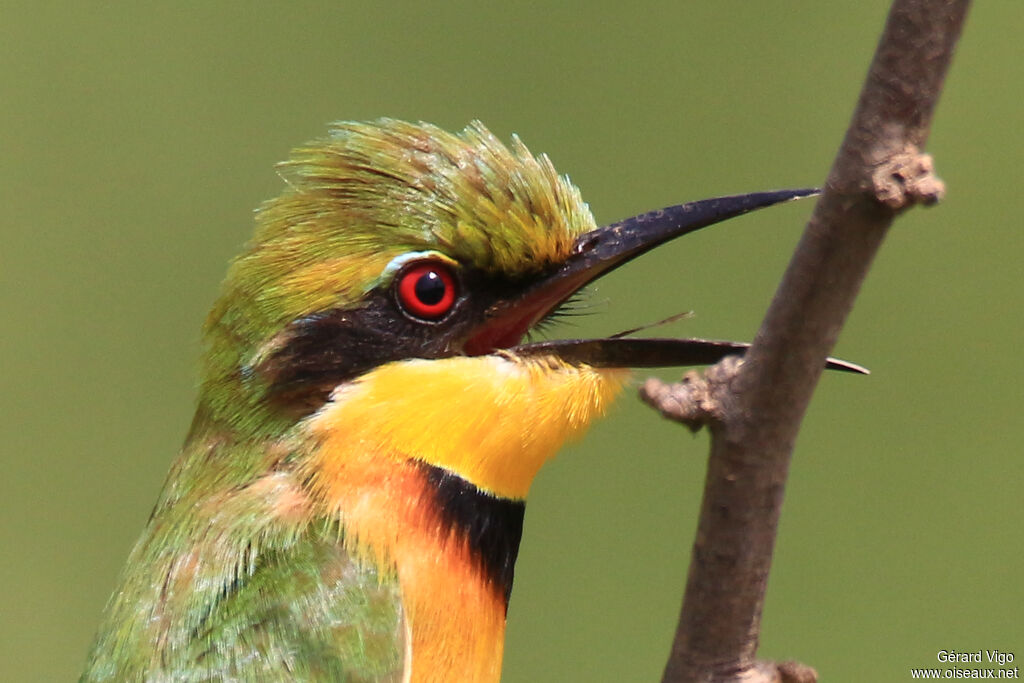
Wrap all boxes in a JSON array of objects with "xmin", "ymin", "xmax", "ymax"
[{"xmin": 82, "ymin": 120, "xmax": 855, "ymax": 682}]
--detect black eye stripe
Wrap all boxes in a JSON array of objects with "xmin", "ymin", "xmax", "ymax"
[{"xmin": 257, "ymin": 267, "xmax": 532, "ymax": 415}]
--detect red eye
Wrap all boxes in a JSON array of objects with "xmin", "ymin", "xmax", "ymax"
[{"xmin": 396, "ymin": 262, "xmax": 457, "ymax": 320}]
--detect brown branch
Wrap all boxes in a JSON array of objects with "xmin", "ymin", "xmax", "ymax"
[{"xmin": 641, "ymin": 1, "xmax": 971, "ymax": 681}]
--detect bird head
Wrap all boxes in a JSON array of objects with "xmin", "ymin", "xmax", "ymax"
[{"xmin": 200, "ymin": 119, "xmax": 818, "ymax": 438}]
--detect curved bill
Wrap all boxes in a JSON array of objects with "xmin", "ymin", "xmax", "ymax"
[
  {"xmin": 512, "ymin": 337, "xmax": 869, "ymax": 374},
  {"xmin": 559, "ymin": 188, "xmax": 819, "ymax": 287},
  {"xmin": 466, "ymin": 188, "xmax": 820, "ymax": 355}
]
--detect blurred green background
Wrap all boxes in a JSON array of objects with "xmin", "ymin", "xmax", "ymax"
[{"xmin": 2, "ymin": 2, "xmax": 1020, "ymax": 681}]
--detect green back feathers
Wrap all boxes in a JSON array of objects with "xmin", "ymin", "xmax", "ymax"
[
  {"xmin": 82, "ymin": 502, "xmax": 405, "ymax": 682},
  {"xmin": 201, "ymin": 120, "xmax": 596, "ymax": 433}
]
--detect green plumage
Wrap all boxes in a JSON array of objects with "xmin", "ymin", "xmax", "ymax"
[{"xmin": 80, "ymin": 423, "xmax": 405, "ymax": 682}]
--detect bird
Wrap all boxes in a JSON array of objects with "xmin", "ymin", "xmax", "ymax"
[{"xmin": 80, "ymin": 119, "xmax": 857, "ymax": 682}]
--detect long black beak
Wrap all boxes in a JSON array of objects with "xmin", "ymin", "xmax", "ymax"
[
  {"xmin": 507, "ymin": 189, "xmax": 820, "ymax": 329},
  {"xmin": 513, "ymin": 337, "xmax": 868, "ymax": 374},
  {"xmin": 549, "ymin": 188, "xmax": 820, "ymax": 296},
  {"xmin": 501, "ymin": 187, "xmax": 866, "ymax": 373},
  {"xmin": 466, "ymin": 187, "xmax": 864, "ymax": 376}
]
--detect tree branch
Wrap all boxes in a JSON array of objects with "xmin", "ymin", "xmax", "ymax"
[{"xmin": 641, "ymin": 1, "xmax": 970, "ymax": 681}]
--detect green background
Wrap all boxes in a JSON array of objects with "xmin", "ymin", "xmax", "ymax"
[{"xmin": 2, "ymin": 2, "xmax": 1020, "ymax": 681}]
